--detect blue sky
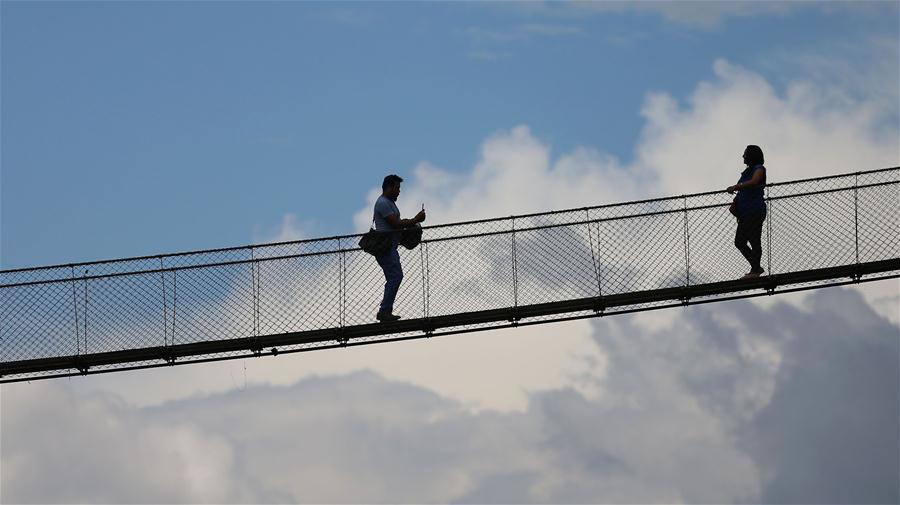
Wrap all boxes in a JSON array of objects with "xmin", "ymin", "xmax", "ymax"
[
  {"xmin": 2, "ymin": 3, "xmax": 899, "ymax": 503},
  {"xmin": 3, "ymin": 1, "xmax": 897, "ymax": 269}
]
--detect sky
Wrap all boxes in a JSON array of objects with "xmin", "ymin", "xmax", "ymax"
[{"xmin": 1, "ymin": 1, "xmax": 899, "ymax": 503}]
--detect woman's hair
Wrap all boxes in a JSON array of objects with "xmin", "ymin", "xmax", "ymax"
[{"xmin": 745, "ymin": 145, "xmax": 765, "ymax": 166}]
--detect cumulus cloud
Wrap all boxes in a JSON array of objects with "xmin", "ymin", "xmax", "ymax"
[
  {"xmin": 355, "ymin": 59, "xmax": 896, "ymax": 231},
  {"xmin": 254, "ymin": 212, "xmax": 314, "ymax": 244},
  {"xmin": 353, "ymin": 125, "xmax": 635, "ymax": 231},
  {"xmin": 3, "ymin": 287, "xmax": 896, "ymax": 503},
  {"xmin": 0, "ymin": 383, "xmax": 260, "ymax": 503},
  {"xmin": 738, "ymin": 290, "xmax": 900, "ymax": 504},
  {"xmin": 595, "ymin": 287, "xmax": 899, "ymax": 504},
  {"xmin": 638, "ymin": 59, "xmax": 897, "ymax": 195}
]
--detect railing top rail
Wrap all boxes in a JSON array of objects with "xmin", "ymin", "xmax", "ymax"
[{"xmin": 3, "ymin": 165, "xmax": 897, "ymax": 276}]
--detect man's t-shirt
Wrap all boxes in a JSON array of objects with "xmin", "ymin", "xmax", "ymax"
[{"xmin": 373, "ymin": 195, "xmax": 400, "ymax": 231}]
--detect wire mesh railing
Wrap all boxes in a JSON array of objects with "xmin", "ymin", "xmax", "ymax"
[{"xmin": 2, "ymin": 167, "xmax": 898, "ymax": 382}]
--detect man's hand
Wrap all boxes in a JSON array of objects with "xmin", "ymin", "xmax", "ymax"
[
  {"xmin": 414, "ymin": 209, "xmax": 426, "ymax": 223},
  {"xmin": 726, "ymin": 184, "xmax": 739, "ymax": 194}
]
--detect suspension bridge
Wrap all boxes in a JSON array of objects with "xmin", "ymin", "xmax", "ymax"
[{"xmin": 1, "ymin": 167, "xmax": 898, "ymax": 383}]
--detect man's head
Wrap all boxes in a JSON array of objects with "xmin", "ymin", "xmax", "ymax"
[
  {"xmin": 382, "ymin": 174, "xmax": 403, "ymax": 201},
  {"xmin": 743, "ymin": 145, "xmax": 764, "ymax": 167}
]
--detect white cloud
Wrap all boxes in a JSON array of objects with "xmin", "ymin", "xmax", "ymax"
[
  {"xmin": 638, "ymin": 59, "xmax": 897, "ymax": 195},
  {"xmin": 48, "ymin": 318, "xmax": 607, "ymax": 414},
  {"xmin": 354, "ymin": 59, "xmax": 896, "ymax": 228},
  {"xmin": 0, "ymin": 382, "xmax": 255, "ymax": 503},
  {"xmin": 353, "ymin": 126, "xmax": 635, "ymax": 231},
  {"xmin": 761, "ymin": 33, "xmax": 900, "ymax": 129},
  {"xmin": 254, "ymin": 212, "xmax": 313, "ymax": 244},
  {"xmin": 4, "ymin": 288, "xmax": 896, "ymax": 503}
]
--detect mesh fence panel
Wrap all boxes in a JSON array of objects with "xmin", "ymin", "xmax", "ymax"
[
  {"xmin": 172, "ymin": 263, "xmax": 255, "ymax": 345},
  {"xmin": 598, "ymin": 210, "xmax": 687, "ymax": 294},
  {"xmin": 427, "ymin": 233, "xmax": 515, "ymax": 317},
  {"xmin": 83, "ymin": 273, "xmax": 166, "ymax": 354},
  {"xmin": 0, "ymin": 280, "xmax": 78, "ymax": 361},
  {"xmin": 857, "ymin": 177, "xmax": 899, "ymax": 263}
]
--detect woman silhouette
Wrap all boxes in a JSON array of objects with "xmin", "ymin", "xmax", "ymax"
[{"xmin": 727, "ymin": 145, "xmax": 767, "ymax": 279}]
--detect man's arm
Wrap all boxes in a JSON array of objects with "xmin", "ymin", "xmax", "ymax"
[{"xmin": 386, "ymin": 211, "xmax": 425, "ymax": 229}]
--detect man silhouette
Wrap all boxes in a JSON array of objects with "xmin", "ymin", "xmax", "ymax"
[{"xmin": 373, "ymin": 174, "xmax": 426, "ymax": 322}]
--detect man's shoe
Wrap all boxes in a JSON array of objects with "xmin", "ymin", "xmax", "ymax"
[
  {"xmin": 376, "ymin": 312, "xmax": 401, "ymax": 322},
  {"xmin": 741, "ymin": 271, "xmax": 761, "ymax": 279}
]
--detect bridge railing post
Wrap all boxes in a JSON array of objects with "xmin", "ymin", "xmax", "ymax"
[
  {"xmin": 427, "ymin": 241, "xmax": 431, "ymax": 319},
  {"xmin": 511, "ymin": 217, "xmax": 518, "ymax": 315},
  {"xmin": 251, "ymin": 247, "xmax": 261, "ymax": 351},
  {"xmin": 854, "ymin": 172, "xmax": 859, "ymax": 267},
  {"xmin": 339, "ymin": 238, "xmax": 346, "ymax": 331},
  {"xmin": 765, "ymin": 185, "xmax": 772, "ymax": 276},
  {"xmin": 682, "ymin": 196, "xmax": 691, "ymax": 287},
  {"xmin": 586, "ymin": 209, "xmax": 602, "ymax": 298},
  {"xmin": 70, "ymin": 266, "xmax": 80, "ymax": 356},
  {"xmin": 83, "ymin": 271, "xmax": 90, "ymax": 356},
  {"xmin": 249, "ymin": 247, "xmax": 256, "ymax": 340},
  {"xmin": 159, "ymin": 257, "xmax": 166, "ymax": 348},
  {"xmin": 595, "ymin": 219, "xmax": 604, "ymax": 298},
  {"xmin": 419, "ymin": 239, "xmax": 428, "ymax": 321}
]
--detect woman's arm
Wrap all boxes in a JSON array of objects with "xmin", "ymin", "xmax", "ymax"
[{"xmin": 727, "ymin": 167, "xmax": 765, "ymax": 193}]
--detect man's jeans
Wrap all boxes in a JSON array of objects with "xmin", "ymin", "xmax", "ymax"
[{"xmin": 376, "ymin": 247, "xmax": 403, "ymax": 314}]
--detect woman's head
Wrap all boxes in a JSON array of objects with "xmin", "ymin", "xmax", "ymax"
[{"xmin": 743, "ymin": 145, "xmax": 764, "ymax": 166}]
